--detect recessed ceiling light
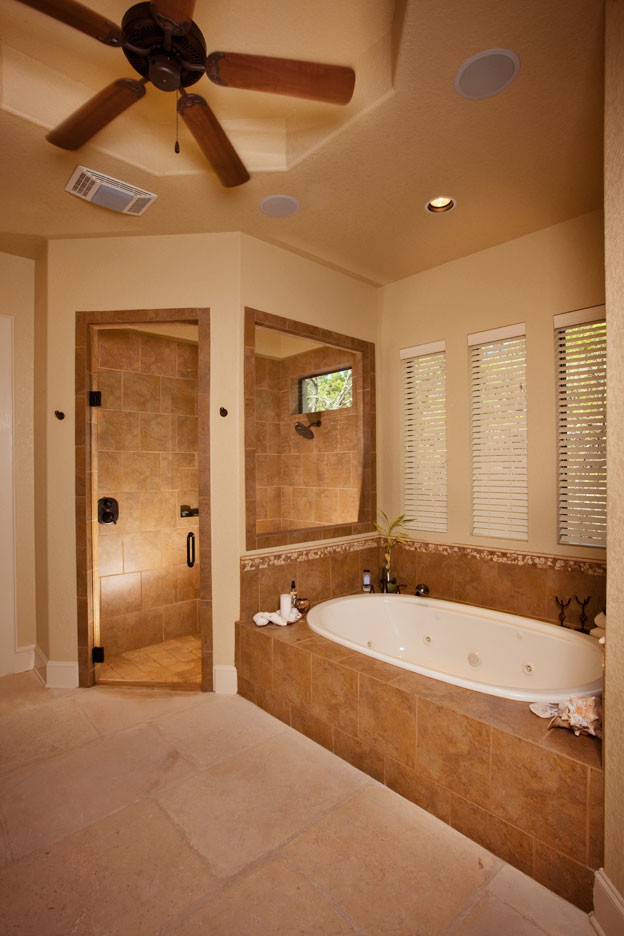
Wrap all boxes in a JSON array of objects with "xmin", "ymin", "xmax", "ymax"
[
  {"xmin": 426, "ymin": 196, "xmax": 456, "ymax": 213},
  {"xmin": 260, "ymin": 195, "xmax": 300, "ymax": 218},
  {"xmin": 454, "ymin": 49, "xmax": 520, "ymax": 100}
]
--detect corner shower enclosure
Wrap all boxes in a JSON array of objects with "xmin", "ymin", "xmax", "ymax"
[{"xmin": 89, "ymin": 323, "xmax": 202, "ymax": 687}]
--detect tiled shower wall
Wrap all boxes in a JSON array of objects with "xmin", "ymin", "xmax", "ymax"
[
  {"xmin": 255, "ymin": 345, "xmax": 363, "ymax": 534},
  {"xmin": 94, "ymin": 329, "xmax": 200, "ymax": 657}
]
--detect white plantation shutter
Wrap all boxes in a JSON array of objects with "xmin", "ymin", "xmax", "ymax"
[
  {"xmin": 555, "ymin": 310, "xmax": 606, "ymax": 547},
  {"xmin": 469, "ymin": 326, "xmax": 528, "ymax": 540},
  {"xmin": 400, "ymin": 342, "xmax": 447, "ymax": 532}
]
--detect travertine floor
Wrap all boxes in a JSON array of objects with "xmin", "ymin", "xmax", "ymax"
[
  {"xmin": 0, "ymin": 671, "xmax": 595, "ymax": 936},
  {"xmin": 96, "ymin": 634, "xmax": 201, "ymax": 688}
]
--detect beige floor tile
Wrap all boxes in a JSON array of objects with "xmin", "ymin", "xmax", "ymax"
[
  {"xmin": 451, "ymin": 895, "xmax": 546, "ymax": 935},
  {"xmin": 132, "ymin": 657, "xmax": 183, "ymax": 681},
  {"xmin": 167, "ymin": 856, "xmax": 357, "ymax": 935},
  {"xmin": 74, "ymin": 685, "xmax": 206, "ymax": 735},
  {"xmin": 171, "ymin": 664, "xmax": 202, "ymax": 682},
  {"xmin": 486, "ymin": 866, "xmax": 595, "ymax": 936},
  {"xmin": 283, "ymin": 785, "xmax": 501, "ymax": 936},
  {"xmin": 157, "ymin": 729, "xmax": 370, "ymax": 878},
  {"xmin": 95, "ymin": 662, "xmax": 119, "ymax": 680},
  {"xmin": 107, "ymin": 658, "xmax": 151, "ymax": 680},
  {"xmin": 0, "ymin": 724, "xmax": 196, "ymax": 859},
  {"xmin": 166, "ymin": 646, "xmax": 198, "ymax": 663},
  {"xmin": 154, "ymin": 694, "xmax": 288, "ymax": 768},
  {"xmin": 99, "ymin": 636, "xmax": 202, "ymax": 687},
  {"xmin": 0, "ymin": 671, "xmax": 77, "ymax": 717},
  {"xmin": 0, "ymin": 697, "xmax": 98, "ymax": 775},
  {"xmin": 0, "ymin": 800, "xmax": 217, "ymax": 936}
]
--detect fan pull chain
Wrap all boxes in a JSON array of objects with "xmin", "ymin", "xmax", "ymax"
[{"xmin": 175, "ymin": 91, "xmax": 180, "ymax": 154}]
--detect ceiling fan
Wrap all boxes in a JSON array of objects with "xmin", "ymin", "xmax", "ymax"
[{"xmin": 16, "ymin": 0, "xmax": 356, "ymax": 187}]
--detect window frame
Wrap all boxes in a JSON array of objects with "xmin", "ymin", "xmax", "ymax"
[
  {"xmin": 554, "ymin": 306, "xmax": 606, "ymax": 548},
  {"xmin": 297, "ymin": 365, "xmax": 353, "ymax": 414},
  {"xmin": 468, "ymin": 323, "xmax": 528, "ymax": 541},
  {"xmin": 400, "ymin": 340, "xmax": 448, "ymax": 534}
]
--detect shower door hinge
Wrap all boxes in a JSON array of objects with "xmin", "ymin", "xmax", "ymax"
[
  {"xmin": 89, "ymin": 391, "xmax": 102, "ymax": 407},
  {"xmin": 92, "ymin": 646, "xmax": 104, "ymax": 663}
]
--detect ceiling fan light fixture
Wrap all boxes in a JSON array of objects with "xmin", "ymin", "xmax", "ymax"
[
  {"xmin": 426, "ymin": 196, "xmax": 455, "ymax": 214},
  {"xmin": 454, "ymin": 49, "xmax": 520, "ymax": 100},
  {"xmin": 260, "ymin": 195, "xmax": 300, "ymax": 218}
]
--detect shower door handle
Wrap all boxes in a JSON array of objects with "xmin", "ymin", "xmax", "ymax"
[{"xmin": 186, "ymin": 531, "xmax": 196, "ymax": 568}]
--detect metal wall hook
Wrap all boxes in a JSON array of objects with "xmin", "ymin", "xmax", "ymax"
[
  {"xmin": 555, "ymin": 596, "xmax": 572, "ymax": 626},
  {"xmin": 574, "ymin": 594, "xmax": 591, "ymax": 633}
]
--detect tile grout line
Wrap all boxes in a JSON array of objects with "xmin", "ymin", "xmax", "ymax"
[{"xmin": 279, "ymin": 851, "xmax": 366, "ymax": 935}]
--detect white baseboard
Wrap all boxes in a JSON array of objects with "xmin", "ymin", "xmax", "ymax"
[
  {"xmin": 13, "ymin": 644, "xmax": 35, "ymax": 673},
  {"xmin": 213, "ymin": 664, "xmax": 238, "ymax": 694},
  {"xmin": 591, "ymin": 870, "xmax": 624, "ymax": 936},
  {"xmin": 34, "ymin": 646, "xmax": 79, "ymax": 689}
]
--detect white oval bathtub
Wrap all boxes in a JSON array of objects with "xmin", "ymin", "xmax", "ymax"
[{"xmin": 307, "ymin": 594, "xmax": 602, "ymax": 702}]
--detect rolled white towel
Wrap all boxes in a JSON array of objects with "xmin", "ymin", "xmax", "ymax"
[
  {"xmin": 593, "ymin": 611, "xmax": 606, "ymax": 630},
  {"xmin": 253, "ymin": 609, "xmax": 302, "ymax": 627}
]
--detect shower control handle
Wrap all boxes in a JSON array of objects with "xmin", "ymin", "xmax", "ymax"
[{"xmin": 186, "ymin": 531, "xmax": 196, "ymax": 568}]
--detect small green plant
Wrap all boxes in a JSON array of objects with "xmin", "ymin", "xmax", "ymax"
[{"xmin": 374, "ymin": 510, "xmax": 414, "ymax": 574}]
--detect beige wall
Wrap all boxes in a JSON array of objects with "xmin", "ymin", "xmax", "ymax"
[
  {"xmin": 604, "ymin": 0, "xmax": 624, "ymax": 899},
  {"xmin": 0, "ymin": 252, "xmax": 36, "ymax": 652},
  {"xmin": 42, "ymin": 233, "xmax": 377, "ymax": 667},
  {"xmin": 379, "ymin": 210, "xmax": 606, "ymax": 559},
  {"xmin": 45, "ymin": 233, "xmax": 240, "ymax": 664},
  {"xmin": 33, "ymin": 250, "xmax": 49, "ymax": 659}
]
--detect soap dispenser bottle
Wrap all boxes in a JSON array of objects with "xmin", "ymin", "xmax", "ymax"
[{"xmin": 289, "ymin": 580, "xmax": 297, "ymax": 606}]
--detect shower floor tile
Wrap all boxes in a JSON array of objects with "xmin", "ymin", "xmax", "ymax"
[{"xmin": 96, "ymin": 634, "xmax": 201, "ymax": 689}]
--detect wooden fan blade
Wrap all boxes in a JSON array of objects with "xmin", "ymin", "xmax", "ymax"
[
  {"xmin": 150, "ymin": 0, "xmax": 195, "ymax": 29},
  {"xmin": 206, "ymin": 52, "xmax": 355, "ymax": 105},
  {"xmin": 16, "ymin": 0, "xmax": 122, "ymax": 46},
  {"xmin": 47, "ymin": 79, "xmax": 146, "ymax": 150},
  {"xmin": 177, "ymin": 94, "xmax": 249, "ymax": 188}
]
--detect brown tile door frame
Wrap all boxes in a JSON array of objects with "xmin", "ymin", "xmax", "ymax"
[
  {"xmin": 75, "ymin": 308, "xmax": 212, "ymax": 690},
  {"xmin": 245, "ymin": 307, "xmax": 377, "ymax": 550}
]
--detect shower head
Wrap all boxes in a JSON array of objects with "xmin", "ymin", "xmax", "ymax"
[{"xmin": 295, "ymin": 418, "xmax": 322, "ymax": 439}]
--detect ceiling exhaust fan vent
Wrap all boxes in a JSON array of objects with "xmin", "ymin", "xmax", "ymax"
[{"xmin": 65, "ymin": 166, "xmax": 158, "ymax": 215}]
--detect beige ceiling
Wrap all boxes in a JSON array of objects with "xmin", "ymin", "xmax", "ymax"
[{"xmin": 0, "ymin": 0, "xmax": 604, "ymax": 284}]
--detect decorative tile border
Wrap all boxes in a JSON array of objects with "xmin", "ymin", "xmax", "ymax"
[
  {"xmin": 241, "ymin": 533, "xmax": 606, "ymax": 576},
  {"xmin": 241, "ymin": 535, "xmax": 380, "ymax": 571},
  {"xmin": 399, "ymin": 539, "xmax": 606, "ymax": 576}
]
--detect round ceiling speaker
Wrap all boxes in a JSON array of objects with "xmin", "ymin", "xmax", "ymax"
[
  {"xmin": 260, "ymin": 195, "xmax": 300, "ymax": 218},
  {"xmin": 454, "ymin": 49, "xmax": 520, "ymax": 100}
]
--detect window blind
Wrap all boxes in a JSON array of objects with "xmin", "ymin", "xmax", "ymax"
[
  {"xmin": 470, "ymin": 332, "xmax": 528, "ymax": 540},
  {"xmin": 555, "ymin": 317, "xmax": 606, "ymax": 547},
  {"xmin": 401, "ymin": 345, "xmax": 447, "ymax": 532}
]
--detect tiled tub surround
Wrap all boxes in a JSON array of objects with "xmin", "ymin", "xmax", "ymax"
[
  {"xmin": 236, "ymin": 615, "xmax": 603, "ymax": 912},
  {"xmin": 240, "ymin": 536, "xmax": 606, "ymax": 632},
  {"xmin": 390, "ymin": 541, "xmax": 606, "ymax": 630},
  {"xmin": 75, "ymin": 309, "xmax": 212, "ymax": 691},
  {"xmin": 255, "ymin": 344, "xmax": 363, "ymax": 535},
  {"xmin": 245, "ymin": 307, "xmax": 376, "ymax": 551},
  {"xmin": 239, "ymin": 537, "xmax": 606, "ymax": 910},
  {"xmin": 94, "ymin": 328, "xmax": 200, "ymax": 665}
]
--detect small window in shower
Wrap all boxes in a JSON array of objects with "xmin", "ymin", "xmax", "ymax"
[{"xmin": 299, "ymin": 367, "xmax": 353, "ymax": 413}]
